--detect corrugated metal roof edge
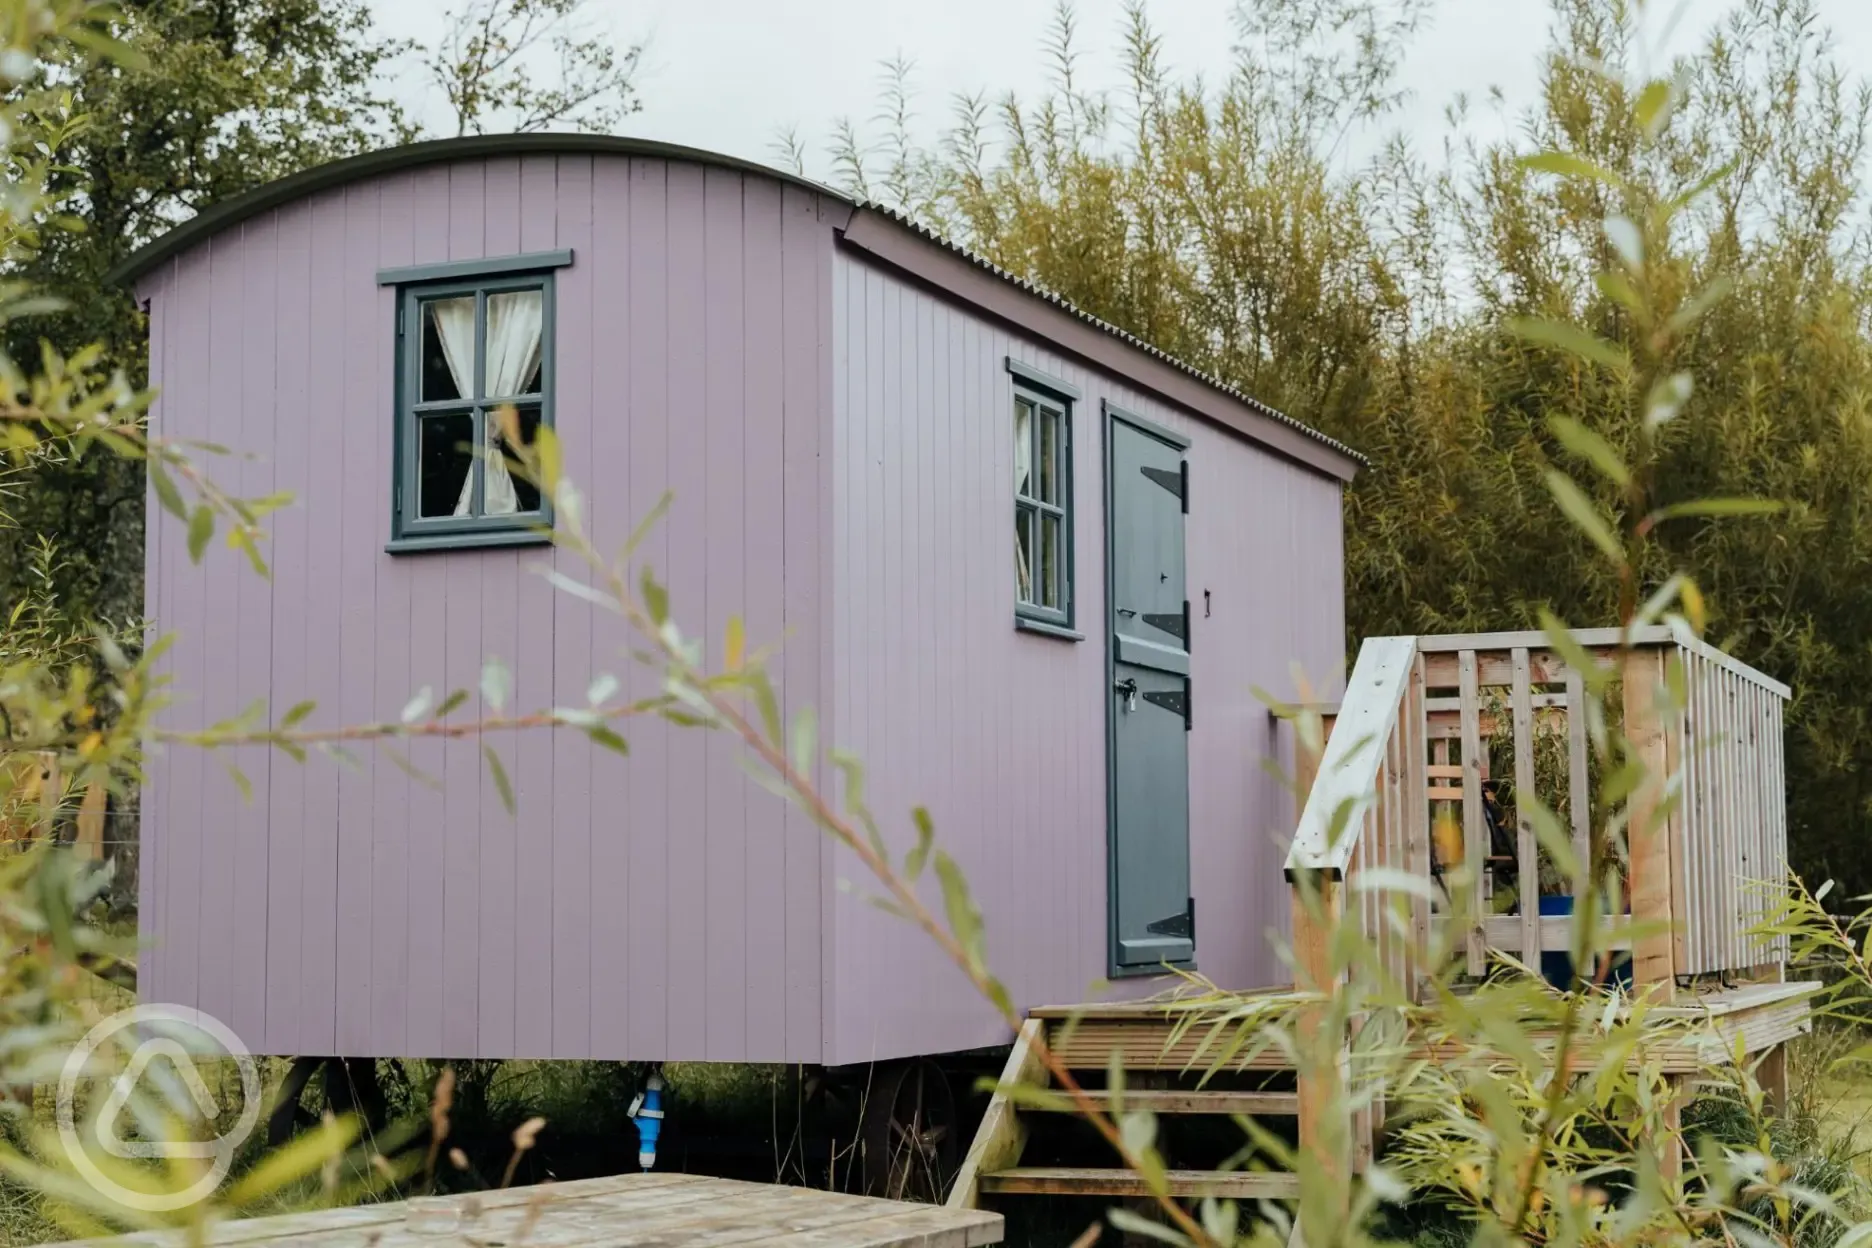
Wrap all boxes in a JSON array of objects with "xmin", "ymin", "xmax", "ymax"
[{"xmin": 854, "ymin": 202, "xmax": 1366, "ymax": 469}]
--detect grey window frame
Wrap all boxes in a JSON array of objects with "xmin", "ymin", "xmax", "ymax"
[
  {"xmin": 384, "ymin": 254, "xmax": 565, "ymax": 553},
  {"xmin": 1010, "ymin": 361, "xmax": 1077, "ymax": 635}
]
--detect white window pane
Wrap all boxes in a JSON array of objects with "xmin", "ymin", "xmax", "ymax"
[
  {"xmin": 419, "ymin": 411, "xmax": 474, "ymax": 517},
  {"xmin": 1040, "ymin": 512, "xmax": 1061, "ymax": 608},
  {"xmin": 487, "ymin": 405, "xmax": 544, "ymax": 514},
  {"xmin": 487, "ymin": 289, "xmax": 544, "ymax": 397},
  {"xmin": 1039, "ymin": 410, "xmax": 1059, "ymax": 504},
  {"xmin": 1015, "ymin": 508, "xmax": 1034, "ymax": 603},
  {"xmin": 1014, "ymin": 398, "xmax": 1033, "ymax": 497}
]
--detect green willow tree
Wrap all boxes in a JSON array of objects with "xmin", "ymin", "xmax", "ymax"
[
  {"xmin": 0, "ymin": 0, "xmax": 413, "ymax": 629},
  {"xmin": 822, "ymin": 0, "xmax": 1872, "ymax": 898}
]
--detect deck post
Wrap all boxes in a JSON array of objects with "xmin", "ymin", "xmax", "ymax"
[
  {"xmin": 1291, "ymin": 870, "xmax": 1348, "ymax": 1190},
  {"xmin": 1623, "ymin": 649, "xmax": 1677, "ymax": 996},
  {"xmin": 1293, "ymin": 708, "xmax": 1337, "ymax": 813},
  {"xmin": 75, "ymin": 781, "xmax": 107, "ymax": 861},
  {"xmin": 1757, "ymin": 1043, "xmax": 1790, "ymax": 1117},
  {"xmin": 1654, "ymin": 1074, "xmax": 1689, "ymax": 1182}
]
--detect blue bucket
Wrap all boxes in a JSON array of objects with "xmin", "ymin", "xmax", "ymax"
[{"xmin": 1538, "ymin": 895, "xmax": 1633, "ymax": 991}]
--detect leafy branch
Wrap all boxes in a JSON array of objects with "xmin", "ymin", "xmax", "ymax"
[{"xmin": 511, "ymin": 447, "xmax": 1226, "ymax": 1247}]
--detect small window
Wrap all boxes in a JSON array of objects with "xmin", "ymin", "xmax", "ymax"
[
  {"xmin": 387, "ymin": 259, "xmax": 562, "ymax": 551},
  {"xmin": 1014, "ymin": 383, "xmax": 1072, "ymax": 627}
]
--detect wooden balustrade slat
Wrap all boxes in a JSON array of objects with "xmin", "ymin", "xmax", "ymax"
[
  {"xmin": 1565, "ymin": 664, "xmax": 1590, "ymax": 895},
  {"xmin": 1370, "ymin": 782, "xmax": 1385, "ymax": 965},
  {"xmin": 1732, "ymin": 671, "xmax": 1748, "ymax": 973},
  {"xmin": 1713, "ymin": 658, "xmax": 1726, "ymax": 974},
  {"xmin": 1692, "ymin": 654, "xmax": 1711, "ymax": 976},
  {"xmin": 1704, "ymin": 654, "xmax": 1719, "ymax": 975},
  {"xmin": 1747, "ymin": 682, "xmax": 1770, "ymax": 966},
  {"xmin": 1685, "ymin": 654, "xmax": 1706, "ymax": 975},
  {"xmin": 1771, "ymin": 687, "xmax": 1790, "ymax": 962},
  {"xmin": 1512, "ymin": 648, "xmax": 1539, "ymax": 968},
  {"xmin": 1719, "ymin": 668, "xmax": 1738, "ymax": 975},
  {"xmin": 1722, "ymin": 665, "xmax": 1735, "ymax": 967},
  {"xmin": 1665, "ymin": 646, "xmax": 1690, "ymax": 977},
  {"xmin": 1459, "ymin": 650, "xmax": 1485, "ymax": 977},
  {"xmin": 1406, "ymin": 651, "xmax": 1430, "ymax": 996}
]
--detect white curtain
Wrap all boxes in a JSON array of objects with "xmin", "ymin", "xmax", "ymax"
[
  {"xmin": 447, "ymin": 291, "xmax": 543, "ymax": 517},
  {"xmin": 1014, "ymin": 401, "xmax": 1033, "ymax": 496},
  {"xmin": 1014, "ymin": 402, "xmax": 1033, "ymax": 599}
]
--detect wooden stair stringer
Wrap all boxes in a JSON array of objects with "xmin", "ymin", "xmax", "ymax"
[{"xmin": 947, "ymin": 1017, "xmax": 1048, "ymax": 1209}]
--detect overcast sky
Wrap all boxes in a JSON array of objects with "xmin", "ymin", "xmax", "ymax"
[{"xmin": 372, "ymin": 1, "xmax": 1872, "ymax": 178}]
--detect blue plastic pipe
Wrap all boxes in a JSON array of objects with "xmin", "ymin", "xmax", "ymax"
[{"xmin": 629, "ymin": 1070, "xmax": 667, "ymax": 1170}]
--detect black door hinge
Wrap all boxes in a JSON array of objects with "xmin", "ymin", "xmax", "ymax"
[
  {"xmin": 1146, "ymin": 899, "xmax": 1194, "ymax": 940},
  {"xmin": 1180, "ymin": 459, "xmax": 1189, "ymax": 514},
  {"xmin": 1142, "ymin": 609, "xmax": 1186, "ymax": 641},
  {"xmin": 1139, "ymin": 682, "xmax": 1193, "ymax": 731}
]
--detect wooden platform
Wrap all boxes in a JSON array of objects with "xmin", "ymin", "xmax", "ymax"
[{"xmin": 49, "ymin": 1174, "xmax": 1004, "ymax": 1248}]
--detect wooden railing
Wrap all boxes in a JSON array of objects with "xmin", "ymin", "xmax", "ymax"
[
  {"xmin": 1285, "ymin": 624, "xmax": 1791, "ymax": 996},
  {"xmin": 1286, "ymin": 635, "xmax": 1424, "ymax": 995},
  {"xmin": 1284, "ymin": 625, "xmax": 1791, "ymax": 1180}
]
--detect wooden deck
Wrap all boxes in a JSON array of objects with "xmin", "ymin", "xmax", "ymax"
[
  {"xmin": 950, "ymin": 627, "xmax": 1808, "ymax": 1215},
  {"xmin": 49, "ymin": 1174, "xmax": 1004, "ymax": 1248},
  {"xmin": 948, "ymin": 981, "xmax": 1813, "ymax": 1212}
]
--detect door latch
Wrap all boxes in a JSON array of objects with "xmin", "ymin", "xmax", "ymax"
[{"xmin": 1116, "ymin": 677, "xmax": 1139, "ymax": 712}]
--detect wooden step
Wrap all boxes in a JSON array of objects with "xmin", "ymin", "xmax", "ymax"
[
  {"xmin": 1023, "ymin": 1089, "xmax": 1298, "ymax": 1116},
  {"xmin": 1041, "ymin": 1019, "xmax": 1295, "ymax": 1072},
  {"xmin": 981, "ymin": 1167, "xmax": 1300, "ymax": 1199}
]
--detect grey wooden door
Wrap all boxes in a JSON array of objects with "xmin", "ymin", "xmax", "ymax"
[{"xmin": 1107, "ymin": 411, "xmax": 1193, "ymax": 968}]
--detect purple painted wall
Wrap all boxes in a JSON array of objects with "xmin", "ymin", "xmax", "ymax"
[
  {"xmin": 823, "ymin": 251, "xmax": 1345, "ymax": 1066},
  {"xmin": 138, "ymin": 145, "xmax": 1345, "ymax": 1066},
  {"xmin": 140, "ymin": 154, "xmax": 838, "ymax": 1062}
]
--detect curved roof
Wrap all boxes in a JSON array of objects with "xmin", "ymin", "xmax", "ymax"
[
  {"xmin": 107, "ymin": 133, "xmax": 847, "ymax": 285},
  {"xmin": 110, "ymin": 132, "xmax": 1362, "ymax": 474}
]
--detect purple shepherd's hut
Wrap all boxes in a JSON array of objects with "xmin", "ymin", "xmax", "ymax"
[{"xmin": 114, "ymin": 133, "xmax": 1359, "ymax": 1165}]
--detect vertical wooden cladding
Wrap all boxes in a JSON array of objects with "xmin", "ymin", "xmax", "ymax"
[
  {"xmin": 139, "ymin": 156, "xmax": 835, "ymax": 1062},
  {"xmin": 826, "ymin": 253, "xmax": 1345, "ymax": 1065}
]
